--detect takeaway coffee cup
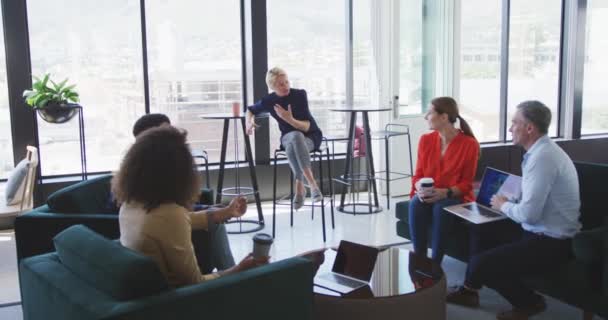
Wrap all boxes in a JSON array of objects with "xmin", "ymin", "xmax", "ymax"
[
  {"xmin": 419, "ymin": 177, "xmax": 434, "ymax": 200},
  {"xmin": 252, "ymin": 233, "xmax": 273, "ymax": 259}
]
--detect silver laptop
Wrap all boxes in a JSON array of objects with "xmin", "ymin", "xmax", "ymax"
[
  {"xmin": 444, "ymin": 167, "xmax": 521, "ymax": 224},
  {"xmin": 314, "ymin": 240, "xmax": 379, "ymax": 295}
]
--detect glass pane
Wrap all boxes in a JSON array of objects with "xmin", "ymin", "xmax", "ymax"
[
  {"xmin": 267, "ymin": 0, "xmax": 347, "ymax": 154},
  {"xmin": 582, "ymin": 0, "xmax": 608, "ymax": 135},
  {"xmin": 0, "ymin": 4, "xmax": 13, "ymax": 179},
  {"xmin": 459, "ymin": 0, "xmax": 502, "ymax": 142},
  {"xmin": 399, "ymin": 0, "xmax": 423, "ymax": 116},
  {"xmin": 147, "ymin": 0, "xmax": 244, "ymax": 163},
  {"xmin": 28, "ymin": 0, "xmax": 145, "ymax": 176},
  {"xmin": 353, "ymin": 0, "xmax": 376, "ymax": 108},
  {"xmin": 507, "ymin": 0, "xmax": 562, "ymax": 138}
]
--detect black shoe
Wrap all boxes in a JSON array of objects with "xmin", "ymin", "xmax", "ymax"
[{"xmin": 446, "ymin": 285, "xmax": 480, "ymax": 308}]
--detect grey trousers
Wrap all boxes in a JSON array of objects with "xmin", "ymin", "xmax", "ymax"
[{"xmin": 281, "ymin": 131, "xmax": 314, "ymax": 180}]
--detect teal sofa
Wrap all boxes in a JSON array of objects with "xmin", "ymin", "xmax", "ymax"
[
  {"xmin": 19, "ymin": 225, "xmax": 314, "ymax": 320},
  {"xmin": 395, "ymin": 161, "xmax": 608, "ymax": 318},
  {"xmin": 15, "ymin": 175, "xmax": 120, "ymax": 261},
  {"xmin": 15, "ymin": 175, "xmax": 214, "ymax": 269}
]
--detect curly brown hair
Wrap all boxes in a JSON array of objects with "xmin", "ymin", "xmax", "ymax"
[{"xmin": 112, "ymin": 125, "xmax": 201, "ymax": 211}]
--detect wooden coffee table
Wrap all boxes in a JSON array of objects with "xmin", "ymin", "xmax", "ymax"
[{"xmin": 312, "ymin": 247, "xmax": 447, "ymax": 320}]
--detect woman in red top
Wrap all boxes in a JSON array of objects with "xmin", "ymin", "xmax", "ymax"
[{"xmin": 409, "ymin": 97, "xmax": 479, "ymax": 264}]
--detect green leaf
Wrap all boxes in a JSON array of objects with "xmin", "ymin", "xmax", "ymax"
[
  {"xmin": 32, "ymin": 95, "xmax": 45, "ymax": 108},
  {"xmin": 60, "ymin": 84, "xmax": 76, "ymax": 95},
  {"xmin": 41, "ymin": 73, "xmax": 50, "ymax": 88},
  {"xmin": 22, "ymin": 90, "xmax": 35, "ymax": 98},
  {"xmin": 38, "ymin": 97, "xmax": 50, "ymax": 108},
  {"xmin": 56, "ymin": 78, "xmax": 68, "ymax": 91}
]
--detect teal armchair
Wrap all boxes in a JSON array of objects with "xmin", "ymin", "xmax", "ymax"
[{"xmin": 19, "ymin": 225, "xmax": 314, "ymax": 320}]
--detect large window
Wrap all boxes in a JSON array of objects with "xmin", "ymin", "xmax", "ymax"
[
  {"xmin": 582, "ymin": 0, "xmax": 608, "ymax": 135},
  {"xmin": 28, "ymin": 0, "xmax": 145, "ymax": 176},
  {"xmin": 458, "ymin": 0, "xmax": 502, "ymax": 142},
  {"xmin": 146, "ymin": 0, "xmax": 244, "ymax": 162},
  {"xmin": 507, "ymin": 0, "xmax": 562, "ymax": 138},
  {"xmin": 353, "ymin": 0, "xmax": 377, "ymax": 108},
  {"xmin": 398, "ymin": 0, "xmax": 423, "ymax": 116},
  {"xmin": 267, "ymin": 0, "xmax": 347, "ymax": 153},
  {"xmin": 0, "ymin": 5, "xmax": 14, "ymax": 179}
]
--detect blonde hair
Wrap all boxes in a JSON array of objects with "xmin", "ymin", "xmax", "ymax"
[{"xmin": 266, "ymin": 67, "xmax": 288, "ymax": 91}]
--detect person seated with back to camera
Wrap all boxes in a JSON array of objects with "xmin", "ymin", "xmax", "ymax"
[
  {"xmin": 114, "ymin": 125, "xmax": 269, "ymax": 287},
  {"xmin": 409, "ymin": 97, "xmax": 480, "ymax": 265}
]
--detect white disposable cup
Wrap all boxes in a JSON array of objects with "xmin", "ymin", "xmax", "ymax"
[
  {"xmin": 419, "ymin": 177, "xmax": 434, "ymax": 200},
  {"xmin": 252, "ymin": 233, "xmax": 273, "ymax": 259}
]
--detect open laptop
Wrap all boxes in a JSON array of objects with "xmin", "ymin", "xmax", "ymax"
[
  {"xmin": 444, "ymin": 167, "xmax": 522, "ymax": 224},
  {"xmin": 314, "ymin": 240, "xmax": 379, "ymax": 295}
]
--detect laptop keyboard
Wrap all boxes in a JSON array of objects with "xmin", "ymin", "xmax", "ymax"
[
  {"xmin": 477, "ymin": 206, "xmax": 502, "ymax": 218},
  {"xmin": 322, "ymin": 273, "xmax": 365, "ymax": 288}
]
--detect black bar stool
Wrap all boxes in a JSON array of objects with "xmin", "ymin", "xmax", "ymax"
[
  {"xmin": 272, "ymin": 141, "xmax": 335, "ymax": 242},
  {"xmin": 192, "ymin": 149, "xmax": 214, "ymax": 207},
  {"xmin": 371, "ymin": 123, "xmax": 413, "ymax": 209}
]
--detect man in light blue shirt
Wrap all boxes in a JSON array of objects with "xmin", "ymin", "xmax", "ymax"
[{"xmin": 447, "ymin": 101, "xmax": 581, "ymax": 320}]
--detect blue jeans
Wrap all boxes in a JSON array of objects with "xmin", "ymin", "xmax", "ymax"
[
  {"xmin": 408, "ymin": 195, "xmax": 461, "ymax": 264},
  {"xmin": 191, "ymin": 220, "xmax": 235, "ymax": 273}
]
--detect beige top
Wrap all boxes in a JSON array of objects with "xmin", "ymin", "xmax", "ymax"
[{"xmin": 119, "ymin": 202, "xmax": 219, "ymax": 288}]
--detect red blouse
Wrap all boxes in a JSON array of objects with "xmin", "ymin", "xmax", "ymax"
[{"xmin": 410, "ymin": 131, "xmax": 479, "ymax": 202}]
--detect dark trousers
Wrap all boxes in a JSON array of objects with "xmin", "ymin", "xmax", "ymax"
[
  {"xmin": 465, "ymin": 222, "xmax": 572, "ymax": 308},
  {"xmin": 408, "ymin": 195, "xmax": 461, "ymax": 264}
]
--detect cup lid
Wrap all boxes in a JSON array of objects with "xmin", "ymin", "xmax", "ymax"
[{"xmin": 253, "ymin": 233, "xmax": 273, "ymax": 244}]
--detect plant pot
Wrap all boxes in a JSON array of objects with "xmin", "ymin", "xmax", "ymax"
[{"xmin": 37, "ymin": 103, "xmax": 80, "ymax": 124}]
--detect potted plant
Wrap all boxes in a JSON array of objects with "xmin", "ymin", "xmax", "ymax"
[{"xmin": 22, "ymin": 73, "xmax": 81, "ymax": 124}]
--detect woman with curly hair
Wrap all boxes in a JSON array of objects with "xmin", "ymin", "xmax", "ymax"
[{"xmin": 113, "ymin": 125, "xmax": 267, "ymax": 287}]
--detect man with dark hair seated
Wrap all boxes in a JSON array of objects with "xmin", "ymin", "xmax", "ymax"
[
  {"xmin": 118, "ymin": 113, "xmax": 241, "ymax": 272},
  {"xmin": 132, "ymin": 113, "xmax": 171, "ymax": 137}
]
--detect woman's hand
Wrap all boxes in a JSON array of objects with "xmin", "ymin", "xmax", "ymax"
[
  {"xmin": 227, "ymin": 196, "xmax": 247, "ymax": 218},
  {"xmin": 234, "ymin": 253, "xmax": 270, "ymax": 272},
  {"xmin": 219, "ymin": 253, "xmax": 270, "ymax": 277},
  {"xmin": 274, "ymin": 104, "xmax": 294, "ymax": 122},
  {"xmin": 246, "ymin": 119, "xmax": 259, "ymax": 135},
  {"xmin": 421, "ymin": 188, "xmax": 449, "ymax": 204}
]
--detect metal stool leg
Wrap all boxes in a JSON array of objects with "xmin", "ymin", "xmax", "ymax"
[
  {"xmin": 318, "ymin": 152, "xmax": 326, "ymax": 242},
  {"xmin": 385, "ymin": 136, "xmax": 390, "ymax": 209},
  {"xmin": 326, "ymin": 147, "xmax": 335, "ymax": 229},
  {"xmin": 290, "ymin": 169, "xmax": 294, "ymax": 227},
  {"xmin": 272, "ymin": 151, "xmax": 278, "ymax": 238}
]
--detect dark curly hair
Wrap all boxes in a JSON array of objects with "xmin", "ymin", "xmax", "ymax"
[{"xmin": 112, "ymin": 125, "xmax": 201, "ymax": 211}]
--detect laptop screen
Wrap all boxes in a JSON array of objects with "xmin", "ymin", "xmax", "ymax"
[
  {"xmin": 332, "ymin": 241, "xmax": 379, "ymax": 282},
  {"xmin": 476, "ymin": 167, "xmax": 510, "ymax": 207}
]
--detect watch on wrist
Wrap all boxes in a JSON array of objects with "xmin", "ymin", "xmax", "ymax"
[{"xmin": 446, "ymin": 188, "xmax": 454, "ymax": 199}]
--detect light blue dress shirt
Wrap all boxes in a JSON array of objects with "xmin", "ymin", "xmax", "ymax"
[{"xmin": 501, "ymin": 135, "xmax": 581, "ymax": 239}]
